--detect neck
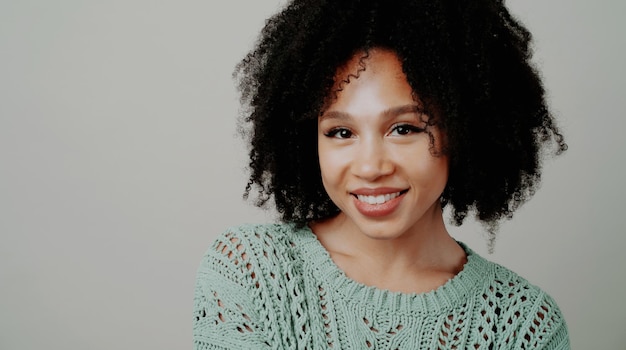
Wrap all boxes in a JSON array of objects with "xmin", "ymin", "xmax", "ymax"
[{"xmin": 310, "ymin": 209, "xmax": 467, "ymax": 293}]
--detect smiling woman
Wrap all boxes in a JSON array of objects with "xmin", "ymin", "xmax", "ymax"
[
  {"xmin": 193, "ymin": 0, "xmax": 570, "ymax": 349},
  {"xmin": 315, "ymin": 49, "xmax": 451, "ymax": 245},
  {"xmin": 312, "ymin": 49, "xmax": 461, "ymax": 295}
]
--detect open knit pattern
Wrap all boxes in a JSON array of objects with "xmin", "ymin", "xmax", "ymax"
[{"xmin": 193, "ymin": 224, "xmax": 569, "ymax": 349}]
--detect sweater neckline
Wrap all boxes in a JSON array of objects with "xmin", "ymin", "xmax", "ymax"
[{"xmin": 290, "ymin": 224, "xmax": 491, "ymax": 315}]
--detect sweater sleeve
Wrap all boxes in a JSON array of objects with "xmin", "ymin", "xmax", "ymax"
[
  {"xmin": 515, "ymin": 291, "xmax": 570, "ymax": 349},
  {"xmin": 193, "ymin": 229, "xmax": 270, "ymax": 350}
]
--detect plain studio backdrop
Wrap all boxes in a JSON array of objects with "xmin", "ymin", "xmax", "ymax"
[{"xmin": 1, "ymin": 0, "xmax": 624, "ymax": 349}]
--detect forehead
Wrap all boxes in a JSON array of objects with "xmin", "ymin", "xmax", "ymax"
[
  {"xmin": 323, "ymin": 48, "xmax": 415, "ymax": 111},
  {"xmin": 324, "ymin": 49, "xmax": 418, "ymax": 111},
  {"xmin": 334, "ymin": 49, "xmax": 407, "ymax": 83}
]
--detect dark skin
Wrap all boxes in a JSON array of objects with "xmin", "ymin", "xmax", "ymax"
[{"xmin": 311, "ymin": 49, "xmax": 465, "ymax": 293}]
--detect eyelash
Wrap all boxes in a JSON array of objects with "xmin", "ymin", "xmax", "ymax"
[
  {"xmin": 390, "ymin": 124, "xmax": 425, "ymax": 136},
  {"xmin": 323, "ymin": 124, "xmax": 425, "ymax": 139},
  {"xmin": 324, "ymin": 128, "xmax": 353, "ymax": 139}
]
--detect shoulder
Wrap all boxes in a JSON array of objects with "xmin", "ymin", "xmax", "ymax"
[
  {"xmin": 465, "ymin": 248, "xmax": 570, "ymax": 348},
  {"xmin": 211, "ymin": 223, "xmax": 301, "ymax": 256},
  {"xmin": 194, "ymin": 223, "xmax": 303, "ymax": 348},
  {"xmin": 477, "ymin": 253, "xmax": 560, "ymax": 309},
  {"xmin": 197, "ymin": 223, "xmax": 303, "ymax": 281}
]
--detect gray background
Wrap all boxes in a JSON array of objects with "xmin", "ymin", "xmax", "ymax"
[{"xmin": 1, "ymin": 0, "xmax": 624, "ymax": 348}]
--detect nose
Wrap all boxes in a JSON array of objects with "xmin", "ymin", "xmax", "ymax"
[{"xmin": 351, "ymin": 137, "xmax": 394, "ymax": 181}]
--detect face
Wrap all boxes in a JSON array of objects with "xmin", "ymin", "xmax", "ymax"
[{"xmin": 317, "ymin": 49, "xmax": 448, "ymax": 240}]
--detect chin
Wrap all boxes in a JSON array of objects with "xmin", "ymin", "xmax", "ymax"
[{"xmin": 350, "ymin": 216, "xmax": 415, "ymax": 240}]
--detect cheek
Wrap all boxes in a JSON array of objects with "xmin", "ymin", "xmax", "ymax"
[
  {"xmin": 318, "ymin": 148, "xmax": 340, "ymax": 183},
  {"xmin": 317, "ymin": 142, "xmax": 333, "ymax": 184},
  {"xmin": 424, "ymin": 157, "xmax": 449, "ymax": 188},
  {"xmin": 406, "ymin": 152, "xmax": 449, "ymax": 186},
  {"xmin": 318, "ymin": 142, "xmax": 351, "ymax": 191}
]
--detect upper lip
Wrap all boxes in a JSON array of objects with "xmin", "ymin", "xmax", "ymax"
[{"xmin": 350, "ymin": 187, "xmax": 408, "ymax": 196}]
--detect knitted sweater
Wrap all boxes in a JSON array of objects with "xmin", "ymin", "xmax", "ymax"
[{"xmin": 193, "ymin": 224, "xmax": 569, "ymax": 349}]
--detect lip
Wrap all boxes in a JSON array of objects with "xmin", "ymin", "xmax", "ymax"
[{"xmin": 350, "ymin": 187, "xmax": 408, "ymax": 218}]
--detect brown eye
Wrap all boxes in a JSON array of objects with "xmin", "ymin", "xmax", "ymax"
[
  {"xmin": 390, "ymin": 124, "xmax": 424, "ymax": 136},
  {"xmin": 325, "ymin": 128, "xmax": 353, "ymax": 139}
]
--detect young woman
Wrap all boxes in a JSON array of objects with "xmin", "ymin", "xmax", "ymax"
[{"xmin": 194, "ymin": 0, "xmax": 570, "ymax": 348}]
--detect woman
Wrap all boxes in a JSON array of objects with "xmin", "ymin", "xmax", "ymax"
[{"xmin": 194, "ymin": 0, "xmax": 570, "ymax": 348}]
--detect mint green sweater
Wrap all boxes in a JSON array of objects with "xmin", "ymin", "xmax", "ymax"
[{"xmin": 193, "ymin": 224, "xmax": 569, "ymax": 349}]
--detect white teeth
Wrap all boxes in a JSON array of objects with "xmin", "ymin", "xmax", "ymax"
[{"xmin": 356, "ymin": 192, "xmax": 401, "ymax": 205}]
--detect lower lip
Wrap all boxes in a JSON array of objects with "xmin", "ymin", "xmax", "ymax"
[{"xmin": 352, "ymin": 193, "xmax": 405, "ymax": 218}]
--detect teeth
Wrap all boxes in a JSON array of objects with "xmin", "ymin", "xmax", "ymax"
[{"xmin": 356, "ymin": 192, "xmax": 401, "ymax": 205}]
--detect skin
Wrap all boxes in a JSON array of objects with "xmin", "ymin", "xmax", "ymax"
[{"xmin": 311, "ymin": 49, "xmax": 466, "ymax": 294}]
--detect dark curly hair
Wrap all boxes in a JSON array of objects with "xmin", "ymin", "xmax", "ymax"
[{"xmin": 234, "ymin": 0, "xmax": 566, "ymax": 230}]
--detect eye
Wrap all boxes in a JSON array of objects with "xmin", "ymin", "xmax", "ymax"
[
  {"xmin": 324, "ymin": 128, "xmax": 353, "ymax": 139},
  {"xmin": 390, "ymin": 124, "xmax": 424, "ymax": 136}
]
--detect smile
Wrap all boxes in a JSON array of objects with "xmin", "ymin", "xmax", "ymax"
[
  {"xmin": 350, "ymin": 189, "xmax": 408, "ymax": 217},
  {"xmin": 351, "ymin": 189, "xmax": 409, "ymax": 205},
  {"xmin": 355, "ymin": 191, "xmax": 402, "ymax": 205}
]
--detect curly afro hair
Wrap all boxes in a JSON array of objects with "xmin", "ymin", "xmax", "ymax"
[{"xmin": 234, "ymin": 0, "xmax": 566, "ymax": 230}]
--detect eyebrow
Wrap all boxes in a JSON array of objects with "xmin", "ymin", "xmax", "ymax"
[{"xmin": 320, "ymin": 104, "xmax": 425, "ymax": 122}]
